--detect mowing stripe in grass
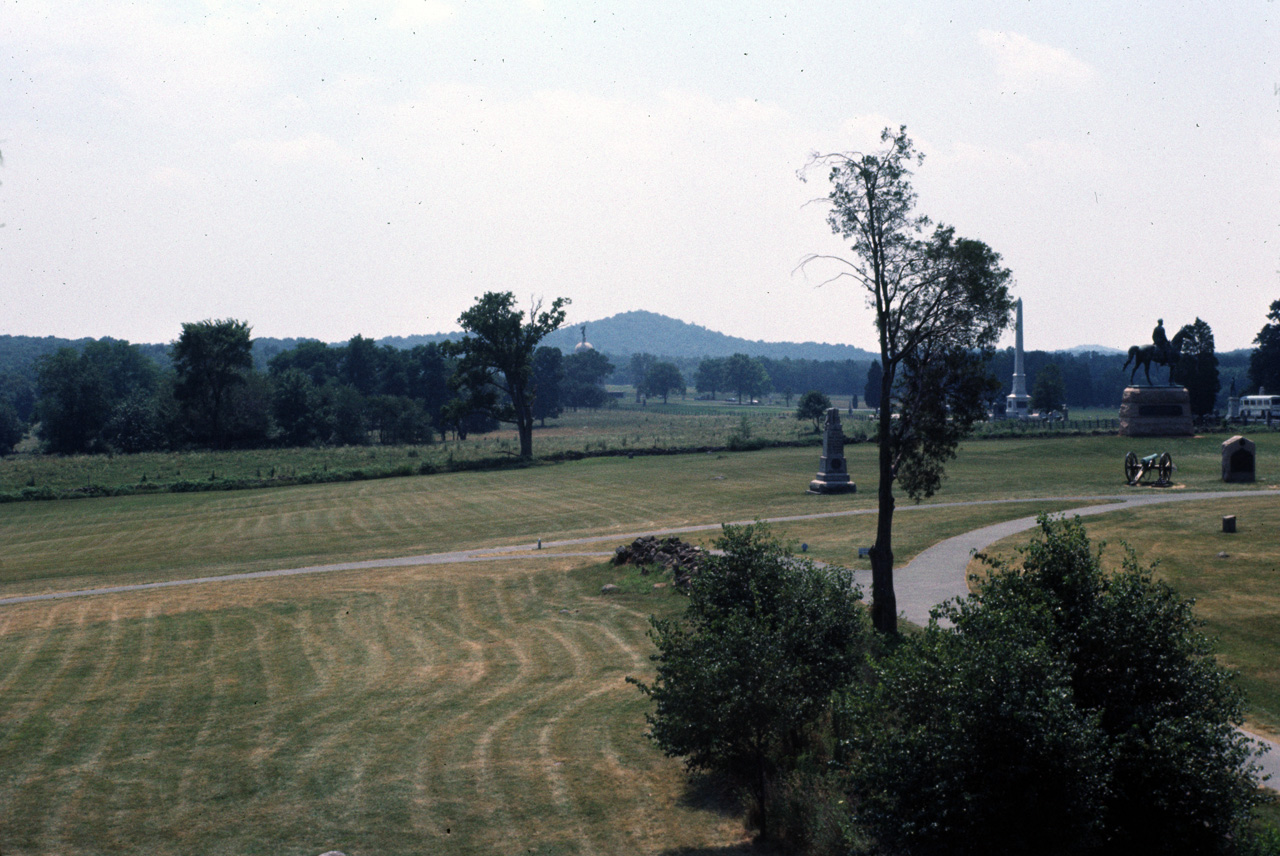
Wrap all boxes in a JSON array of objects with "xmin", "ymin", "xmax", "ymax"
[{"xmin": 3, "ymin": 490, "xmax": 1271, "ymax": 610}]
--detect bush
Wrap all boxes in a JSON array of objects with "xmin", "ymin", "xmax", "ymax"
[
  {"xmin": 631, "ymin": 523, "xmax": 872, "ymax": 842},
  {"xmin": 839, "ymin": 516, "xmax": 1266, "ymax": 855}
]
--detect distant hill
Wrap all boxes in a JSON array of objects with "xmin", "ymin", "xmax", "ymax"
[
  {"xmin": 533, "ymin": 310, "xmax": 879, "ymax": 362},
  {"xmin": 1063, "ymin": 344, "xmax": 1125, "ymax": 356}
]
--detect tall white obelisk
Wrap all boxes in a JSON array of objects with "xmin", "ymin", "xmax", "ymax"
[{"xmin": 1006, "ymin": 298, "xmax": 1030, "ymax": 418}]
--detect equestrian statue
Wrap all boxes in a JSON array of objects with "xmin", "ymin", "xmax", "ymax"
[{"xmin": 1122, "ymin": 319, "xmax": 1188, "ymax": 386}]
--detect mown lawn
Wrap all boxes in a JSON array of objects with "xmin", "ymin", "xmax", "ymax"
[
  {"xmin": 0, "ymin": 555, "xmax": 759, "ymax": 855},
  {"xmin": 3, "ymin": 431, "xmax": 1280, "ymax": 852}
]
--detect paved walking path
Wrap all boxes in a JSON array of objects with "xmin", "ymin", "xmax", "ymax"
[{"xmin": 3, "ymin": 487, "xmax": 1276, "ymax": 785}]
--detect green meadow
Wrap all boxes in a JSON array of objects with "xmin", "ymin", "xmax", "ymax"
[{"xmin": 2, "ymin": 427, "xmax": 1279, "ymax": 853}]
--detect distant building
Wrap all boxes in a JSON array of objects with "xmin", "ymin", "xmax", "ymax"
[{"xmin": 574, "ymin": 325, "xmax": 594, "ymax": 353}]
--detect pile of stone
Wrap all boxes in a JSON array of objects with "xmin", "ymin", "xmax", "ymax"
[{"xmin": 611, "ymin": 535, "xmax": 706, "ymax": 588}]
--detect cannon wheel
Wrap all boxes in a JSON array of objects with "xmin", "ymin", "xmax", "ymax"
[
  {"xmin": 1125, "ymin": 451, "xmax": 1140, "ymax": 484},
  {"xmin": 1158, "ymin": 452, "xmax": 1174, "ymax": 483}
]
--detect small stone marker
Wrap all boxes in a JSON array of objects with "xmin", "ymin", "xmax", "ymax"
[
  {"xmin": 1223, "ymin": 515, "xmax": 1237, "ymax": 534},
  {"xmin": 1221, "ymin": 435, "xmax": 1256, "ymax": 483},
  {"xmin": 807, "ymin": 408, "xmax": 856, "ymax": 494}
]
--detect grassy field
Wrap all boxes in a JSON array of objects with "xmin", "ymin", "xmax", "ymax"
[
  {"xmin": 0, "ymin": 405, "xmax": 826, "ymax": 497},
  {"xmin": 0, "ymin": 555, "xmax": 757, "ymax": 855},
  {"xmin": 3, "ymin": 401, "xmax": 1233, "ymax": 499},
  {"xmin": 3, "ymin": 432, "xmax": 1280, "ymax": 853},
  {"xmin": 6, "ymin": 433, "xmax": 1275, "ymax": 599}
]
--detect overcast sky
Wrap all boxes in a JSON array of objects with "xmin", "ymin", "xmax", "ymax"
[{"xmin": 2, "ymin": 1, "xmax": 1277, "ymax": 353}]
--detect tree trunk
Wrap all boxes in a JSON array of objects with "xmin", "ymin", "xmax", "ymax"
[
  {"xmin": 517, "ymin": 413, "xmax": 533, "ymax": 457},
  {"xmin": 870, "ymin": 369, "xmax": 897, "ymax": 635}
]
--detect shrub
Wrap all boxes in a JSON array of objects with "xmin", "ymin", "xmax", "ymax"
[
  {"xmin": 839, "ymin": 516, "xmax": 1266, "ymax": 855},
  {"xmin": 631, "ymin": 523, "xmax": 872, "ymax": 842}
]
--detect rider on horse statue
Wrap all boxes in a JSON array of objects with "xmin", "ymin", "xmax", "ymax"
[
  {"xmin": 1152, "ymin": 319, "xmax": 1171, "ymax": 364},
  {"xmin": 1123, "ymin": 318, "xmax": 1186, "ymax": 386}
]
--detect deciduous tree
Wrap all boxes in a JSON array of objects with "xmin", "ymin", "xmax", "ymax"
[
  {"xmin": 640, "ymin": 361, "xmax": 683, "ymax": 403},
  {"xmin": 1249, "ymin": 300, "xmax": 1280, "ymax": 394},
  {"xmin": 1031, "ymin": 362, "xmax": 1066, "ymax": 412},
  {"xmin": 531, "ymin": 346, "xmax": 564, "ymax": 425},
  {"xmin": 1173, "ymin": 317, "xmax": 1220, "ymax": 417},
  {"xmin": 445, "ymin": 292, "xmax": 569, "ymax": 457},
  {"xmin": 0, "ymin": 396, "xmax": 24, "ymax": 455},
  {"xmin": 562, "ymin": 348, "xmax": 614, "ymax": 411},
  {"xmin": 840, "ymin": 516, "xmax": 1265, "ymax": 855},
  {"xmin": 694, "ymin": 357, "xmax": 727, "ymax": 398},
  {"xmin": 795, "ymin": 390, "xmax": 832, "ymax": 431},
  {"xmin": 632, "ymin": 523, "xmax": 871, "ymax": 841},
  {"xmin": 863, "ymin": 359, "xmax": 882, "ymax": 409},
  {"xmin": 629, "ymin": 352, "xmax": 657, "ymax": 402},
  {"xmin": 172, "ymin": 319, "xmax": 255, "ymax": 448},
  {"xmin": 800, "ymin": 127, "xmax": 1014, "ymax": 634},
  {"xmin": 723, "ymin": 353, "xmax": 771, "ymax": 403}
]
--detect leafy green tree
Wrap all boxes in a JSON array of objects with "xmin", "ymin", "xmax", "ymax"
[
  {"xmin": 34, "ymin": 347, "xmax": 112, "ymax": 454},
  {"xmin": 172, "ymin": 319, "xmax": 255, "ymax": 448},
  {"xmin": 841, "ymin": 516, "xmax": 1265, "ymax": 855},
  {"xmin": 271, "ymin": 368, "xmax": 320, "ymax": 447},
  {"xmin": 694, "ymin": 357, "xmax": 727, "ymax": 398},
  {"xmin": 842, "ymin": 603, "xmax": 1108, "ymax": 855},
  {"xmin": 1249, "ymin": 300, "xmax": 1280, "ymax": 394},
  {"xmin": 222, "ymin": 372, "xmax": 273, "ymax": 448},
  {"xmin": 104, "ymin": 391, "xmax": 167, "ymax": 453},
  {"xmin": 445, "ymin": 292, "xmax": 569, "ymax": 457},
  {"xmin": 1031, "ymin": 362, "xmax": 1066, "ymax": 412},
  {"xmin": 801, "ymin": 127, "xmax": 1014, "ymax": 634},
  {"xmin": 341, "ymin": 334, "xmax": 380, "ymax": 396},
  {"xmin": 0, "ymin": 395, "xmax": 26, "ymax": 454},
  {"xmin": 368, "ymin": 395, "xmax": 431, "ymax": 445},
  {"xmin": 795, "ymin": 389, "xmax": 832, "ymax": 431},
  {"xmin": 562, "ymin": 348, "xmax": 614, "ymax": 411},
  {"xmin": 629, "ymin": 352, "xmax": 657, "ymax": 402},
  {"xmin": 632, "ymin": 523, "xmax": 872, "ymax": 841},
  {"xmin": 723, "ymin": 353, "xmax": 771, "ymax": 403},
  {"xmin": 322, "ymin": 384, "xmax": 368, "ymax": 446},
  {"xmin": 640, "ymin": 361, "xmax": 683, "ymax": 403},
  {"xmin": 1173, "ymin": 317, "xmax": 1221, "ymax": 417},
  {"xmin": 268, "ymin": 340, "xmax": 341, "ymax": 386},
  {"xmin": 531, "ymin": 346, "xmax": 564, "ymax": 426},
  {"xmin": 33, "ymin": 340, "xmax": 165, "ymax": 454},
  {"xmin": 863, "ymin": 359, "xmax": 882, "ymax": 409},
  {"xmin": 405, "ymin": 343, "xmax": 454, "ymax": 440}
]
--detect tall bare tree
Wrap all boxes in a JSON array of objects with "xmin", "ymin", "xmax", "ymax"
[{"xmin": 800, "ymin": 127, "xmax": 1014, "ymax": 634}]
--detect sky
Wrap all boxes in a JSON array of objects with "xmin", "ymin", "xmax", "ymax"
[{"xmin": 2, "ymin": 1, "xmax": 1278, "ymax": 353}]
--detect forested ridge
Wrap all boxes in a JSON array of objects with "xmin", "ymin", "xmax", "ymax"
[{"xmin": 0, "ymin": 323, "xmax": 1255, "ymax": 458}]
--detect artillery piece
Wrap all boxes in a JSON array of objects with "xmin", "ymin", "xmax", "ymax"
[{"xmin": 1124, "ymin": 451, "xmax": 1175, "ymax": 486}]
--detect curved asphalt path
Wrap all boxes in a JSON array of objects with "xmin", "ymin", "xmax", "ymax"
[{"xmin": 2, "ymin": 488, "xmax": 1276, "ymax": 785}]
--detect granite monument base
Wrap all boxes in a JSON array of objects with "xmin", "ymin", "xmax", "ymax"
[
  {"xmin": 1119, "ymin": 386, "xmax": 1193, "ymax": 437},
  {"xmin": 808, "ymin": 470, "xmax": 857, "ymax": 495},
  {"xmin": 807, "ymin": 407, "xmax": 857, "ymax": 494}
]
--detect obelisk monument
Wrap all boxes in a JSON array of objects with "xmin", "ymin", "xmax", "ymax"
[{"xmin": 1005, "ymin": 298, "xmax": 1030, "ymax": 418}]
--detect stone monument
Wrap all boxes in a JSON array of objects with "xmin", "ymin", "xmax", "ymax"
[
  {"xmin": 1005, "ymin": 298, "xmax": 1030, "ymax": 419},
  {"xmin": 808, "ymin": 408, "xmax": 856, "ymax": 494},
  {"xmin": 1221, "ymin": 435, "xmax": 1256, "ymax": 483},
  {"xmin": 1118, "ymin": 319, "xmax": 1193, "ymax": 437}
]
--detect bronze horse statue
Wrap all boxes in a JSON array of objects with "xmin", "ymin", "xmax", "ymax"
[{"xmin": 1123, "ymin": 326, "xmax": 1188, "ymax": 386}]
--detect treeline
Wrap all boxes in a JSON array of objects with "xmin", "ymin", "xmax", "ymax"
[{"xmin": 0, "ymin": 321, "xmax": 617, "ymax": 456}]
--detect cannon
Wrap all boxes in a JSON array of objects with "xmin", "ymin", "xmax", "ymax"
[{"xmin": 1124, "ymin": 451, "xmax": 1174, "ymax": 486}]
